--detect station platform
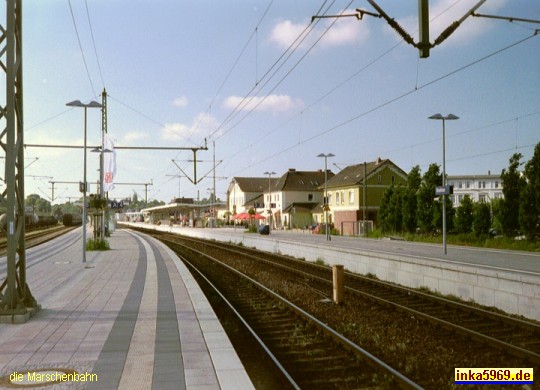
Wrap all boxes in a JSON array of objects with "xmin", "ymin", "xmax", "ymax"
[
  {"xmin": 0, "ymin": 227, "xmax": 253, "ymax": 389},
  {"xmin": 119, "ymin": 222, "xmax": 540, "ymax": 321}
]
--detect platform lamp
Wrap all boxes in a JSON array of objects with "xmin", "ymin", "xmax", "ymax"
[
  {"xmin": 264, "ymin": 171, "xmax": 276, "ymax": 233},
  {"xmin": 66, "ymin": 100, "xmax": 102, "ymax": 263},
  {"xmin": 317, "ymin": 153, "xmax": 335, "ymax": 241},
  {"xmin": 429, "ymin": 113, "xmax": 459, "ymax": 255}
]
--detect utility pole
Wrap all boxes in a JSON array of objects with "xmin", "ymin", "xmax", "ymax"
[{"xmin": 0, "ymin": 0, "xmax": 39, "ymax": 322}]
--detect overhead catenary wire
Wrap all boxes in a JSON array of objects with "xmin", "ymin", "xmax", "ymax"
[
  {"xmin": 215, "ymin": 0, "xmax": 463, "ymax": 149},
  {"xmin": 187, "ymin": 0, "xmax": 276, "ymax": 144},
  {"xmin": 207, "ymin": 0, "xmax": 337, "ymax": 141},
  {"xmin": 85, "ymin": 0, "xmax": 106, "ymax": 88},
  {"xmin": 226, "ymin": 31, "xmax": 539, "ymax": 176},
  {"xmin": 167, "ymin": 0, "xmax": 335, "ymax": 189},
  {"xmin": 67, "ymin": 0, "xmax": 97, "ymax": 97},
  {"xmin": 212, "ymin": 0, "xmax": 351, "ymax": 142}
]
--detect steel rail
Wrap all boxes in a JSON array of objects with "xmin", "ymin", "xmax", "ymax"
[
  {"xmin": 161, "ymin": 236, "xmax": 423, "ymax": 389},
  {"xmin": 180, "ymin": 255, "xmax": 301, "ymax": 390},
  {"xmin": 156, "ymin": 232, "xmax": 540, "ymax": 365}
]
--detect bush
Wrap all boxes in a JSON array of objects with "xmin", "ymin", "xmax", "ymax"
[{"xmin": 86, "ymin": 239, "xmax": 110, "ymax": 251}]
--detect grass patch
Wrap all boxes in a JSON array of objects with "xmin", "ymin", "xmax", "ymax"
[{"xmin": 86, "ymin": 239, "xmax": 110, "ymax": 251}]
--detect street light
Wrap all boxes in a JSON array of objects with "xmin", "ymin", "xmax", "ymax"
[
  {"xmin": 429, "ymin": 113, "xmax": 459, "ymax": 255},
  {"xmin": 67, "ymin": 99, "xmax": 102, "ymax": 263},
  {"xmin": 264, "ymin": 171, "xmax": 276, "ymax": 233},
  {"xmin": 317, "ymin": 153, "xmax": 335, "ymax": 241}
]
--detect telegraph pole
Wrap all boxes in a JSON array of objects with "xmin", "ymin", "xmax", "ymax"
[{"xmin": 0, "ymin": 0, "xmax": 39, "ymax": 322}]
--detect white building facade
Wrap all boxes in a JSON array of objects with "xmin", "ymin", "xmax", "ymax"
[{"xmin": 447, "ymin": 173, "xmax": 503, "ymax": 207}]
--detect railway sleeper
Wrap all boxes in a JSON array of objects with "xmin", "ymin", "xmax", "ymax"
[
  {"xmin": 283, "ymin": 354, "xmax": 352, "ymax": 365},
  {"xmin": 298, "ymin": 373, "xmax": 374, "ymax": 389},
  {"xmin": 256, "ymin": 320, "xmax": 299, "ymax": 331}
]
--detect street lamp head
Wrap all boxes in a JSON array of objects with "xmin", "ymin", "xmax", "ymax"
[
  {"xmin": 317, "ymin": 153, "xmax": 335, "ymax": 158},
  {"xmin": 264, "ymin": 171, "xmax": 276, "ymax": 175},
  {"xmin": 429, "ymin": 113, "xmax": 459, "ymax": 120},
  {"xmin": 87, "ymin": 101, "xmax": 102, "ymax": 108},
  {"xmin": 66, "ymin": 100, "xmax": 84, "ymax": 107},
  {"xmin": 66, "ymin": 100, "xmax": 102, "ymax": 108}
]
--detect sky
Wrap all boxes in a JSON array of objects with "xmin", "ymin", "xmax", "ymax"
[{"xmin": 5, "ymin": 0, "xmax": 539, "ymax": 205}]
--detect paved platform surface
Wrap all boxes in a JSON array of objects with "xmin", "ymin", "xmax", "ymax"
[
  {"xmin": 0, "ymin": 228, "xmax": 253, "ymax": 389},
  {"xmin": 125, "ymin": 222, "xmax": 540, "ymax": 275}
]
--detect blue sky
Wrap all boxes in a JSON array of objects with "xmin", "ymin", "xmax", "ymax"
[{"xmin": 13, "ymin": 0, "xmax": 540, "ymax": 204}]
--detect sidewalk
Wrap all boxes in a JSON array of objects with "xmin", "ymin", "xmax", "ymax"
[{"xmin": 0, "ymin": 227, "xmax": 253, "ymax": 389}]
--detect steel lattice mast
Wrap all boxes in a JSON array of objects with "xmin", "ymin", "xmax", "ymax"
[{"xmin": 0, "ymin": 0, "xmax": 38, "ymax": 321}]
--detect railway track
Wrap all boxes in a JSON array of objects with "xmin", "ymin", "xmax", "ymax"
[
  {"xmin": 0, "ymin": 225, "xmax": 76, "ymax": 256},
  {"xmin": 165, "ymin": 236, "xmax": 422, "ymax": 389},
  {"xmin": 139, "ymin": 229, "xmax": 540, "ymax": 369}
]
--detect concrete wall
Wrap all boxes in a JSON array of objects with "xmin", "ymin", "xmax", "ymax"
[{"xmin": 120, "ymin": 222, "xmax": 540, "ymax": 321}]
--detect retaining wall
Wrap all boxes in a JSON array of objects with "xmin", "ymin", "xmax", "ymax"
[{"xmin": 120, "ymin": 222, "xmax": 540, "ymax": 321}]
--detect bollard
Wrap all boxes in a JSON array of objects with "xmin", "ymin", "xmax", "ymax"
[{"xmin": 332, "ymin": 264, "xmax": 345, "ymax": 305}]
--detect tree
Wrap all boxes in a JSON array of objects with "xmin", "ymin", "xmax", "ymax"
[
  {"xmin": 520, "ymin": 142, "xmax": 540, "ymax": 240},
  {"xmin": 378, "ymin": 186, "xmax": 393, "ymax": 233},
  {"xmin": 473, "ymin": 201, "xmax": 491, "ymax": 237},
  {"xmin": 454, "ymin": 195, "xmax": 474, "ymax": 234},
  {"xmin": 417, "ymin": 164, "xmax": 441, "ymax": 233},
  {"xmin": 26, "ymin": 194, "xmax": 41, "ymax": 211},
  {"xmin": 35, "ymin": 198, "xmax": 52, "ymax": 215},
  {"xmin": 402, "ymin": 165, "xmax": 421, "ymax": 233},
  {"xmin": 500, "ymin": 153, "xmax": 525, "ymax": 237},
  {"xmin": 379, "ymin": 185, "xmax": 403, "ymax": 233}
]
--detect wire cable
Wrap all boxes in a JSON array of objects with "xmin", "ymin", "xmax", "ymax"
[
  {"xmin": 226, "ymin": 32, "xmax": 539, "ymax": 176},
  {"xmin": 67, "ymin": 0, "xmax": 97, "ymax": 97},
  {"xmin": 85, "ymin": 0, "xmax": 106, "ymax": 88},
  {"xmin": 208, "ymin": 0, "xmax": 335, "ymax": 141}
]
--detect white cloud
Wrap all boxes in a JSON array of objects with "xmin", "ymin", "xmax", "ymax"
[
  {"xmin": 269, "ymin": 20, "xmax": 307, "ymax": 49},
  {"xmin": 269, "ymin": 11, "xmax": 370, "ymax": 50},
  {"xmin": 223, "ymin": 94, "xmax": 303, "ymax": 114},
  {"xmin": 160, "ymin": 113, "xmax": 220, "ymax": 140},
  {"xmin": 173, "ymin": 96, "xmax": 189, "ymax": 108},
  {"xmin": 123, "ymin": 131, "xmax": 148, "ymax": 143},
  {"xmin": 161, "ymin": 123, "xmax": 190, "ymax": 141}
]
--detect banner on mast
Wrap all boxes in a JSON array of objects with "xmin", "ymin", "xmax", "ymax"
[{"xmin": 103, "ymin": 134, "xmax": 116, "ymax": 192}]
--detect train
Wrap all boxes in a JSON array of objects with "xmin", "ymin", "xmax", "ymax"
[
  {"xmin": 0, "ymin": 213, "xmax": 58, "ymax": 231},
  {"xmin": 62, "ymin": 213, "xmax": 83, "ymax": 227}
]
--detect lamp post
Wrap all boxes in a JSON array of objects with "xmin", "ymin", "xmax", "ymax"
[
  {"xmin": 429, "ymin": 113, "xmax": 459, "ymax": 255},
  {"xmin": 317, "ymin": 153, "xmax": 335, "ymax": 241},
  {"xmin": 67, "ymin": 100, "xmax": 102, "ymax": 263},
  {"xmin": 264, "ymin": 171, "xmax": 276, "ymax": 233}
]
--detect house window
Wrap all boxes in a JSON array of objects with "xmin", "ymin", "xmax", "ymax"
[
  {"xmin": 341, "ymin": 191, "xmax": 345, "ymax": 205},
  {"xmin": 458, "ymin": 181, "xmax": 462, "ymax": 189},
  {"xmin": 377, "ymin": 175, "xmax": 382, "ymax": 183},
  {"xmin": 349, "ymin": 190, "xmax": 354, "ymax": 205},
  {"xmin": 495, "ymin": 181, "xmax": 499, "ymax": 188},
  {"xmin": 336, "ymin": 191, "xmax": 340, "ymax": 205},
  {"xmin": 391, "ymin": 175, "xmax": 395, "ymax": 183},
  {"xmin": 466, "ymin": 181, "xmax": 470, "ymax": 189},
  {"xmin": 328, "ymin": 193, "xmax": 332, "ymax": 205},
  {"xmin": 479, "ymin": 194, "xmax": 486, "ymax": 202},
  {"xmin": 308, "ymin": 193, "xmax": 313, "ymax": 201}
]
